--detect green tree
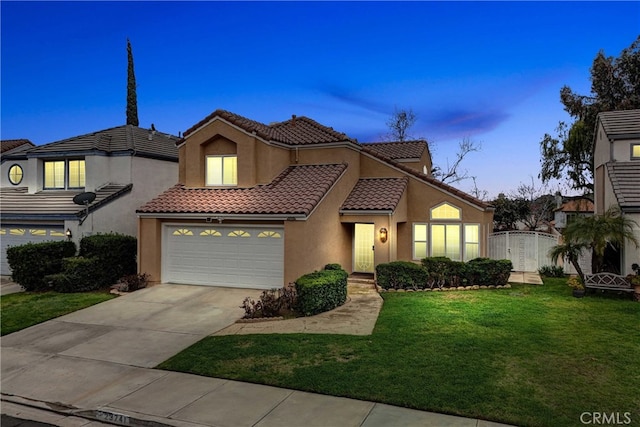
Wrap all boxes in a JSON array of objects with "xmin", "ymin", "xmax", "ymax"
[
  {"xmin": 563, "ymin": 206, "xmax": 639, "ymax": 274},
  {"xmin": 549, "ymin": 239, "xmax": 588, "ymax": 283},
  {"xmin": 492, "ymin": 193, "xmax": 530, "ymax": 231},
  {"xmin": 126, "ymin": 39, "xmax": 139, "ymax": 126},
  {"xmin": 540, "ymin": 36, "xmax": 640, "ymax": 192}
]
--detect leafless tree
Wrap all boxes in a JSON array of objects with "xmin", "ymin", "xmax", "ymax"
[
  {"xmin": 431, "ymin": 137, "xmax": 481, "ymax": 185},
  {"xmin": 384, "ymin": 107, "xmax": 416, "ymax": 142},
  {"xmin": 511, "ymin": 176, "xmax": 556, "ymax": 231},
  {"xmin": 468, "ymin": 176, "xmax": 489, "ymax": 201}
]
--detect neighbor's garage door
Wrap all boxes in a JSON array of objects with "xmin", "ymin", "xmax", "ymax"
[
  {"xmin": 1, "ymin": 226, "xmax": 67, "ymax": 275},
  {"xmin": 163, "ymin": 225, "xmax": 284, "ymax": 289}
]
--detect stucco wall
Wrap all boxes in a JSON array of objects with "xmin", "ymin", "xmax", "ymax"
[
  {"xmin": 180, "ymin": 119, "xmax": 290, "ymax": 188},
  {"xmin": 0, "ymin": 159, "xmax": 29, "ymax": 188},
  {"xmin": 593, "ymin": 122, "xmax": 610, "ymax": 168}
]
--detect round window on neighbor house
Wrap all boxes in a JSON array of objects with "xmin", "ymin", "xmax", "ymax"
[{"xmin": 8, "ymin": 164, "xmax": 24, "ymax": 185}]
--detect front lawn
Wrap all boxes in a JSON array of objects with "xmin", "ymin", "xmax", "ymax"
[
  {"xmin": 159, "ymin": 278, "xmax": 640, "ymax": 427},
  {"xmin": 1, "ymin": 291, "xmax": 115, "ymax": 336}
]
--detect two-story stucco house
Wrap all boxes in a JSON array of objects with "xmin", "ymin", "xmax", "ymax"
[
  {"xmin": 137, "ymin": 110, "xmax": 494, "ymax": 289},
  {"xmin": 593, "ymin": 109, "xmax": 640, "ymax": 275},
  {"xmin": 0, "ymin": 125, "xmax": 179, "ymax": 275}
]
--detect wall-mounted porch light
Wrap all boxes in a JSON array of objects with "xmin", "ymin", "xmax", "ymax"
[
  {"xmin": 65, "ymin": 228, "xmax": 72, "ymax": 240},
  {"xmin": 379, "ymin": 227, "xmax": 388, "ymax": 243}
]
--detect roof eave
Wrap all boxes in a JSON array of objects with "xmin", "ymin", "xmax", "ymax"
[{"xmin": 136, "ymin": 212, "xmax": 307, "ymax": 221}]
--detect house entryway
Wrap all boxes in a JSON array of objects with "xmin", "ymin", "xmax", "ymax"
[
  {"xmin": 353, "ymin": 223, "xmax": 375, "ymax": 273},
  {"xmin": 162, "ymin": 224, "xmax": 284, "ymax": 289}
]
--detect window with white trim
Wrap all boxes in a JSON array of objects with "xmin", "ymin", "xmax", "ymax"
[
  {"xmin": 464, "ymin": 224, "xmax": 480, "ymax": 261},
  {"xmin": 431, "ymin": 202, "xmax": 461, "ymax": 220},
  {"xmin": 431, "ymin": 224, "xmax": 461, "ymax": 260},
  {"xmin": 206, "ymin": 155, "xmax": 237, "ymax": 186},
  {"xmin": 413, "ymin": 224, "xmax": 428, "ymax": 259}
]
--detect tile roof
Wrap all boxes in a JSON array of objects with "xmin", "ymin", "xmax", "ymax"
[
  {"xmin": 607, "ymin": 162, "xmax": 640, "ymax": 210},
  {"xmin": 0, "ymin": 184, "xmax": 133, "ymax": 220},
  {"xmin": 1, "ymin": 139, "xmax": 35, "ymax": 156},
  {"xmin": 556, "ymin": 199, "xmax": 594, "ymax": 213},
  {"xmin": 26, "ymin": 126, "xmax": 179, "ymax": 160},
  {"xmin": 183, "ymin": 109, "xmax": 355, "ymax": 146},
  {"xmin": 360, "ymin": 141, "xmax": 427, "ymax": 160},
  {"xmin": 598, "ymin": 109, "xmax": 640, "ymax": 139},
  {"xmin": 137, "ymin": 163, "xmax": 347, "ymax": 216},
  {"xmin": 360, "ymin": 145, "xmax": 491, "ymax": 210},
  {"xmin": 340, "ymin": 178, "xmax": 408, "ymax": 212}
]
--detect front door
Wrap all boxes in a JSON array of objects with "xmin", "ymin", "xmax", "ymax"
[{"xmin": 354, "ymin": 223, "xmax": 375, "ymax": 273}]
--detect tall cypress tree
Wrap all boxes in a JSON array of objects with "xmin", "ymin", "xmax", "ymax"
[{"xmin": 126, "ymin": 39, "xmax": 139, "ymax": 126}]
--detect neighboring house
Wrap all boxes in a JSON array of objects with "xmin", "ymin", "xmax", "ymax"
[
  {"xmin": 137, "ymin": 110, "xmax": 494, "ymax": 289},
  {"xmin": 593, "ymin": 109, "xmax": 640, "ymax": 275},
  {"xmin": 553, "ymin": 196, "xmax": 594, "ymax": 230},
  {"xmin": 0, "ymin": 126, "xmax": 179, "ymax": 275}
]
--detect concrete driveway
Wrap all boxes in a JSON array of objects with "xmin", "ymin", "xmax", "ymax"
[{"xmin": 1, "ymin": 284, "xmax": 261, "ymax": 403}]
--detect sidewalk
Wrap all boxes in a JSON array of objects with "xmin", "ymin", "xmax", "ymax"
[{"xmin": 1, "ymin": 283, "xmax": 515, "ymax": 427}]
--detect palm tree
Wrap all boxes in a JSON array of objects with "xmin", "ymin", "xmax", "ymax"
[
  {"xmin": 563, "ymin": 206, "xmax": 639, "ymax": 274},
  {"xmin": 549, "ymin": 239, "xmax": 589, "ymax": 283}
]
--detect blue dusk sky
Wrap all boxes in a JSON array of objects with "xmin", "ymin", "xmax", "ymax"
[{"xmin": 1, "ymin": 1, "xmax": 639, "ymax": 198}]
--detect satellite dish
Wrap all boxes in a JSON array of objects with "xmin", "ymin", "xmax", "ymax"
[
  {"xmin": 73, "ymin": 192, "xmax": 96, "ymax": 226},
  {"xmin": 73, "ymin": 192, "xmax": 96, "ymax": 206}
]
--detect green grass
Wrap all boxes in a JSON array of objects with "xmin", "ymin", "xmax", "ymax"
[
  {"xmin": 159, "ymin": 279, "xmax": 640, "ymax": 427},
  {"xmin": 1, "ymin": 291, "xmax": 115, "ymax": 336}
]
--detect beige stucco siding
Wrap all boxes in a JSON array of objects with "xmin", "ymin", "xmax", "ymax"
[{"xmin": 180, "ymin": 119, "xmax": 290, "ymax": 188}]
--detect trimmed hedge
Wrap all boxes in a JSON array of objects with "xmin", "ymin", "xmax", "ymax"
[
  {"xmin": 295, "ymin": 266, "xmax": 348, "ymax": 316},
  {"xmin": 79, "ymin": 233, "xmax": 137, "ymax": 286},
  {"xmin": 376, "ymin": 257, "xmax": 514, "ymax": 290},
  {"xmin": 46, "ymin": 257, "xmax": 103, "ymax": 293},
  {"xmin": 376, "ymin": 261, "xmax": 428, "ymax": 290},
  {"xmin": 6, "ymin": 241, "xmax": 77, "ymax": 291}
]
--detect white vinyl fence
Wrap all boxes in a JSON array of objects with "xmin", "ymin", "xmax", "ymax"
[{"xmin": 488, "ymin": 231, "xmax": 559, "ymax": 272}]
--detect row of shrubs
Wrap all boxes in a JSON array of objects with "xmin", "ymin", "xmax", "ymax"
[
  {"xmin": 6, "ymin": 234, "xmax": 138, "ymax": 292},
  {"xmin": 376, "ymin": 257, "xmax": 513, "ymax": 290},
  {"xmin": 241, "ymin": 263, "xmax": 348, "ymax": 319}
]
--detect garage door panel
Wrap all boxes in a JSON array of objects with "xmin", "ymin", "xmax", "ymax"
[
  {"xmin": 1, "ymin": 226, "xmax": 66, "ymax": 275},
  {"xmin": 163, "ymin": 225, "xmax": 284, "ymax": 289}
]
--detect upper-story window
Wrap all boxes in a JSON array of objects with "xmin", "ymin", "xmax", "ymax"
[
  {"xmin": 8, "ymin": 164, "xmax": 24, "ymax": 185},
  {"xmin": 44, "ymin": 159, "xmax": 85, "ymax": 189},
  {"xmin": 431, "ymin": 202, "xmax": 461, "ymax": 220},
  {"xmin": 206, "ymin": 155, "xmax": 237, "ymax": 186},
  {"xmin": 632, "ymin": 144, "xmax": 640, "ymax": 160}
]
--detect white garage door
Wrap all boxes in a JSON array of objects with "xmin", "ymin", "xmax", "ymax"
[
  {"xmin": 1, "ymin": 226, "xmax": 67, "ymax": 275},
  {"xmin": 163, "ymin": 225, "xmax": 284, "ymax": 289}
]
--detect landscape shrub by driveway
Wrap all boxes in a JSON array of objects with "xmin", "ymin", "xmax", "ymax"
[
  {"xmin": 79, "ymin": 233, "xmax": 137, "ymax": 286},
  {"xmin": 295, "ymin": 266, "xmax": 348, "ymax": 316},
  {"xmin": 6, "ymin": 241, "xmax": 76, "ymax": 291},
  {"xmin": 46, "ymin": 256, "xmax": 103, "ymax": 293}
]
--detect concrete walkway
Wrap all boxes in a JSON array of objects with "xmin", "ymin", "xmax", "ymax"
[
  {"xmin": 508, "ymin": 271, "xmax": 544, "ymax": 285},
  {"xmin": 1, "ymin": 276, "xmax": 23, "ymax": 296},
  {"xmin": 1, "ymin": 283, "xmax": 514, "ymax": 427}
]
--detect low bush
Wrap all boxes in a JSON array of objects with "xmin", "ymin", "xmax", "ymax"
[
  {"xmin": 324, "ymin": 263, "xmax": 343, "ymax": 271},
  {"xmin": 7, "ymin": 241, "xmax": 76, "ymax": 291},
  {"xmin": 421, "ymin": 257, "xmax": 465, "ymax": 288},
  {"xmin": 113, "ymin": 273, "xmax": 150, "ymax": 292},
  {"xmin": 376, "ymin": 261, "xmax": 428, "ymax": 290},
  {"xmin": 376, "ymin": 257, "xmax": 514, "ymax": 290},
  {"xmin": 46, "ymin": 256, "xmax": 102, "ymax": 293},
  {"xmin": 466, "ymin": 258, "xmax": 513, "ymax": 286},
  {"xmin": 79, "ymin": 233, "xmax": 137, "ymax": 285},
  {"xmin": 295, "ymin": 266, "xmax": 348, "ymax": 316},
  {"xmin": 241, "ymin": 285, "xmax": 298, "ymax": 319},
  {"xmin": 539, "ymin": 265, "xmax": 565, "ymax": 278}
]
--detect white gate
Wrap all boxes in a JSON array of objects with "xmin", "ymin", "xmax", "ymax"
[{"xmin": 488, "ymin": 231, "xmax": 559, "ymax": 272}]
